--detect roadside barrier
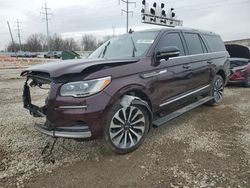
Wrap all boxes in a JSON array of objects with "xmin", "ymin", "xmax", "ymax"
[{"xmin": 0, "ymin": 56, "xmax": 58, "ymax": 69}]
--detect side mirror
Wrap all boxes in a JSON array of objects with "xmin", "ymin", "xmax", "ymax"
[{"xmin": 156, "ymin": 46, "xmax": 180, "ymax": 61}]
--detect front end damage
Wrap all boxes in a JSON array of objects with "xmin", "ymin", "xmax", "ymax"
[
  {"xmin": 21, "ymin": 71, "xmax": 92, "ymax": 139},
  {"xmin": 23, "ymin": 73, "xmax": 49, "ymax": 117},
  {"xmin": 20, "ymin": 58, "xmax": 138, "ymax": 140}
]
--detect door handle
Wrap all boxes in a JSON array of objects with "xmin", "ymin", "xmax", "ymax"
[
  {"xmin": 156, "ymin": 69, "xmax": 168, "ymax": 76},
  {"xmin": 183, "ymin": 65, "xmax": 191, "ymax": 69},
  {"xmin": 207, "ymin": 61, "xmax": 213, "ymax": 64},
  {"xmin": 141, "ymin": 69, "xmax": 168, "ymax": 78}
]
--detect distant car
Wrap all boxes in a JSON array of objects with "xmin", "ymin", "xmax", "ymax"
[
  {"xmin": 10, "ymin": 51, "xmax": 37, "ymax": 58},
  {"xmin": 226, "ymin": 44, "xmax": 250, "ymax": 87},
  {"xmin": 44, "ymin": 51, "xmax": 61, "ymax": 59},
  {"xmin": 10, "ymin": 51, "xmax": 25, "ymax": 57},
  {"xmin": 228, "ymin": 58, "xmax": 250, "ymax": 87},
  {"xmin": 24, "ymin": 52, "xmax": 38, "ymax": 58}
]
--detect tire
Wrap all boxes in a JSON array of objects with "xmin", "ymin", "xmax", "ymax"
[
  {"xmin": 104, "ymin": 100, "xmax": 150, "ymax": 154},
  {"xmin": 206, "ymin": 75, "xmax": 225, "ymax": 106},
  {"xmin": 245, "ymin": 75, "xmax": 250, "ymax": 88}
]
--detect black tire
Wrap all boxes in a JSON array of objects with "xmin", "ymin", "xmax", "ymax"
[
  {"xmin": 245, "ymin": 75, "xmax": 250, "ymax": 88},
  {"xmin": 206, "ymin": 75, "xmax": 225, "ymax": 106},
  {"xmin": 104, "ymin": 100, "xmax": 150, "ymax": 154}
]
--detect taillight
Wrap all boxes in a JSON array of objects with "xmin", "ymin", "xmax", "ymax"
[{"xmin": 235, "ymin": 69, "xmax": 245, "ymax": 76}]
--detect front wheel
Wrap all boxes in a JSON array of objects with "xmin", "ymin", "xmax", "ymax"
[
  {"xmin": 104, "ymin": 101, "xmax": 150, "ymax": 154},
  {"xmin": 207, "ymin": 75, "xmax": 225, "ymax": 106}
]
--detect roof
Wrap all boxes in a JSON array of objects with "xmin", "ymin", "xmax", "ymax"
[{"xmin": 135, "ymin": 27, "xmax": 217, "ymax": 36}]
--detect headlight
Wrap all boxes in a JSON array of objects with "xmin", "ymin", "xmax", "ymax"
[{"xmin": 60, "ymin": 76, "xmax": 111, "ymax": 97}]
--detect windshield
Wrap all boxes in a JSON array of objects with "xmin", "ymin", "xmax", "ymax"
[{"xmin": 88, "ymin": 31, "xmax": 159, "ymax": 59}]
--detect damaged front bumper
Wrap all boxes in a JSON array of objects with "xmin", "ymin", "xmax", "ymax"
[
  {"xmin": 22, "ymin": 76, "xmax": 92, "ymax": 139},
  {"xmin": 23, "ymin": 79, "xmax": 47, "ymax": 117},
  {"xmin": 34, "ymin": 123, "xmax": 91, "ymax": 139}
]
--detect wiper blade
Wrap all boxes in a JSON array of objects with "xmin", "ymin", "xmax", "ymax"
[
  {"xmin": 130, "ymin": 36, "xmax": 137, "ymax": 57},
  {"xmin": 100, "ymin": 41, "xmax": 110, "ymax": 58}
]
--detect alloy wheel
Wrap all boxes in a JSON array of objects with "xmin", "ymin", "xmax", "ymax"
[
  {"xmin": 109, "ymin": 106, "xmax": 146, "ymax": 149},
  {"xmin": 213, "ymin": 78, "xmax": 224, "ymax": 103}
]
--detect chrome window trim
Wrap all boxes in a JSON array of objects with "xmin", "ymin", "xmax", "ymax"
[
  {"xmin": 159, "ymin": 85, "xmax": 210, "ymax": 107},
  {"xmin": 58, "ymin": 106, "xmax": 87, "ymax": 109},
  {"xmin": 169, "ymin": 51, "xmax": 226, "ymax": 60}
]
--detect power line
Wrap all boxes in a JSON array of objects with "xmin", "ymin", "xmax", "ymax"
[
  {"xmin": 41, "ymin": 2, "xmax": 52, "ymax": 52},
  {"xmin": 52, "ymin": 0, "xmax": 248, "ymax": 23},
  {"xmin": 15, "ymin": 19, "xmax": 22, "ymax": 51},
  {"xmin": 53, "ymin": 0, "xmax": 249, "ymax": 27},
  {"xmin": 176, "ymin": 0, "xmax": 250, "ymax": 12},
  {"xmin": 119, "ymin": 0, "xmax": 136, "ymax": 33}
]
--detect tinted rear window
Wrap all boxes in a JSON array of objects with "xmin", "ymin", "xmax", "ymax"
[
  {"xmin": 203, "ymin": 35, "xmax": 226, "ymax": 52},
  {"xmin": 184, "ymin": 33, "xmax": 204, "ymax": 55}
]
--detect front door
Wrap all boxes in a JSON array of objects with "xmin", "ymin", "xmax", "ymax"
[{"xmin": 155, "ymin": 32, "xmax": 194, "ymax": 108}]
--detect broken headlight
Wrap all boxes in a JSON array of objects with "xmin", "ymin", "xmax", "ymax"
[{"xmin": 60, "ymin": 76, "xmax": 111, "ymax": 97}]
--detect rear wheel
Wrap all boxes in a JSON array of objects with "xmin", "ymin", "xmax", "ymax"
[
  {"xmin": 207, "ymin": 75, "xmax": 225, "ymax": 106},
  {"xmin": 104, "ymin": 101, "xmax": 150, "ymax": 154}
]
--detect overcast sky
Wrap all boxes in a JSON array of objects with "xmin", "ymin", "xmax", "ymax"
[{"xmin": 0, "ymin": 0, "xmax": 250, "ymax": 50}]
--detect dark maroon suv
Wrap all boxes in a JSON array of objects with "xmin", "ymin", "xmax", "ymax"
[{"xmin": 21, "ymin": 28, "xmax": 230, "ymax": 154}]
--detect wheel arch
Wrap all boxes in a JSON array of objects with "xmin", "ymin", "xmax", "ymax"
[
  {"xmin": 216, "ymin": 69, "xmax": 227, "ymax": 84},
  {"xmin": 110, "ymin": 84, "xmax": 153, "ymax": 110},
  {"xmin": 107, "ymin": 85, "xmax": 154, "ymax": 128}
]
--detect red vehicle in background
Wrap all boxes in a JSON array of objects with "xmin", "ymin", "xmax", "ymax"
[{"xmin": 226, "ymin": 44, "xmax": 250, "ymax": 87}]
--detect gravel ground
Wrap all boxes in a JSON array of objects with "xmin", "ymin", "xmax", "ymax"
[{"xmin": 0, "ymin": 69, "xmax": 249, "ymax": 188}]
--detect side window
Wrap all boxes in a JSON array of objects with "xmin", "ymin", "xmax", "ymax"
[
  {"xmin": 203, "ymin": 35, "xmax": 226, "ymax": 52},
  {"xmin": 199, "ymin": 37, "xmax": 208, "ymax": 53},
  {"xmin": 184, "ymin": 33, "xmax": 204, "ymax": 55},
  {"xmin": 157, "ymin": 33, "xmax": 185, "ymax": 56}
]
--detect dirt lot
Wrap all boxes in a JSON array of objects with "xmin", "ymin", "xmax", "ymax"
[{"xmin": 0, "ymin": 68, "xmax": 249, "ymax": 188}]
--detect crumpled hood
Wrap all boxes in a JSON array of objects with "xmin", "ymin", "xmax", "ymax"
[{"xmin": 21, "ymin": 58, "xmax": 139, "ymax": 78}]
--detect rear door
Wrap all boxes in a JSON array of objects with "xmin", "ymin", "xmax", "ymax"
[
  {"xmin": 155, "ymin": 31, "xmax": 194, "ymax": 108},
  {"xmin": 182, "ymin": 32, "xmax": 212, "ymax": 89}
]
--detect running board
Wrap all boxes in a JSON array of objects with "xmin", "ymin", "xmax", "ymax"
[{"xmin": 152, "ymin": 96, "xmax": 213, "ymax": 128}]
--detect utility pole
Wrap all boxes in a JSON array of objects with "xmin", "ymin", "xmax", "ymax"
[
  {"xmin": 120, "ymin": 0, "xmax": 136, "ymax": 33},
  {"xmin": 41, "ymin": 2, "xmax": 52, "ymax": 52},
  {"xmin": 7, "ymin": 21, "xmax": 16, "ymax": 54},
  {"xmin": 15, "ymin": 19, "xmax": 22, "ymax": 51}
]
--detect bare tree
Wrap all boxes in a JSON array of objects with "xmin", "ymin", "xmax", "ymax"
[
  {"xmin": 97, "ymin": 35, "xmax": 113, "ymax": 47},
  {"xmin": 6, "ymin": 33, "xmax": 97, "ymax": 52},
  {"xmin": 6, "ymin": 42, "xmax": 19, "ymax": 52},
  {"xmin": 81, "ymin": 34, "xmax": 97, "ymax": 51},
  {"xmin": 63, "ymin": 38, "xmax": 80, "ymax": 51},
  {"xmin": 50, "ymin": 34, "xmax": 64, "ymax": 51},
  {"xmin": 25, "ymin": 33, "xmax": 46, "ymax": 52}
]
